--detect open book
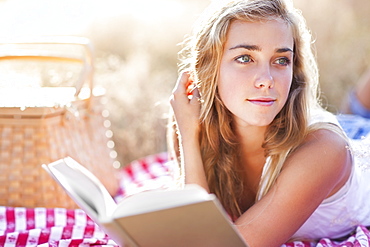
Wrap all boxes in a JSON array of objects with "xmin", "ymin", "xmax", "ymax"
[{"xmin": 42, "ymin": 157, "xmax": 248, "ymax": 247}]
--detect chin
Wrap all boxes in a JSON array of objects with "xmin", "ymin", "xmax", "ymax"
[
  {"xmin": 249, "ymin": 117, "xmax": 275, "ymax": 127},
  {"xmin": 234, "ymin": 114, "xmax": 276, "ymax": 128},
  {"xmin": 244, "ymin": 120, "xmax": 273, "ymax": 128}
]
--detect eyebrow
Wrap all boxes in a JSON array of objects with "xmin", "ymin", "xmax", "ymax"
[
  {"xmin": 229, "ymin": 44, "xmax": 294, "ymax": 53},
  {"xmin": 276, "ymin": 47, "xmax": 294, "ymax": 53},
  {"xmin": 229, "ymin": 44, "xmax": 261, "ymax": 51}
]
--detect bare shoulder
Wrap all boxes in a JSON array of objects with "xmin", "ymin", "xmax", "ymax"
[
  {"xmin": 304, "ymin": 127, "xmax": 348, "ymax": 149},
  {"xmin": 283, "ymin": 127, "xmax": 352, "ymax": 197},
  {"xmin": 294, "ymin": 128, "xmax": 350, "ymax": 165},
  {"xmin": 286, "ymin": 127, "xmax": 351, "ymax": 170}
]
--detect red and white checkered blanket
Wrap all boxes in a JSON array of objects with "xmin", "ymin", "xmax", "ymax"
[{"xmin": 1, "ymin": 152, "xmax": 370, "ymax": 247}]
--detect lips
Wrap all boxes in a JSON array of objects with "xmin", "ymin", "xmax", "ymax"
[{"xmin": 247, "ymin": 97, "xmax": 276, "ymax": 106}]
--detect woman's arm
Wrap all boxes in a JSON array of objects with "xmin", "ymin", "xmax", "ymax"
[
  {"xmin": 169, "ymin": 72, "xmax": 209, "ymax": 191},
  {"xmin": 235, "ymin": 129, "xmax": 352, "ymax": 247}
]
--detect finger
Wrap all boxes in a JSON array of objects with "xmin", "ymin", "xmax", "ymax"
[
  {"xmin": 192, "ymin": 86, "xmax": 200, "ymax": 98},
  {"xmin": 170, "ymin": 72, "xmax": 192, "ymax": 106},
  {"xmin": 189, "ymin": 87, "xmax": 202, "ymax": 105},
  {"xmin": 172, "ymin": 71, "xmax": 191, "ymax": 95}
]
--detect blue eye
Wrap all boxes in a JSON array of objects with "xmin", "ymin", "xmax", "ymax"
[
  {"xmin": 276, "ymin": 57, "xmax": 290, "ymax": 66},
  {"xmin": 236, "ymin": 55, "xmax": 252, "ymax": 64}
]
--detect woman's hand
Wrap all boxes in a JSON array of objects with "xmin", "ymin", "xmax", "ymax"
[
  {"xmin": 169, "ymin": 71, "xmax": 209, "ymax": 191},
  {"xmin": 170, "ymin": 71, "xmax": 201, "ymax": 140}
]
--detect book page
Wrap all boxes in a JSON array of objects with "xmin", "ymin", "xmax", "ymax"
[
  {"xmin": 112, "ymin": 184, "xmax": 212, "ymax": 218},
  {"xmin": 43, "ymin": 157, "xmax": 117, "ymax": 222}
]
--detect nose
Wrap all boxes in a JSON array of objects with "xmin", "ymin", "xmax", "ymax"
[{"xmin": 254, "ymin": 66, "xmax": 274, "ymax": 89}]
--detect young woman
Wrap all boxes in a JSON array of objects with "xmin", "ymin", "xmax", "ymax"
[{"xmin": 169, "ymin": 0, "xmax": 370, "ymax": 246}]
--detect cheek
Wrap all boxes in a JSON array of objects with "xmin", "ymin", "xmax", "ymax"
[
  {"xmin": 217, "ymin": 81, "xmax": 231, "ymax": 104},
  {"xmin": 281, "ymin": 77, "xmax": 293, "ymax": 105},
  {"xmin": 284, "ymin": 80, "xmax": 293, "ymax": 96},
  {"xmin": 217, "ymin": 66, "xmax": 232, "ymax": 102},
  {"xmin": 280, "ymin": 70, "xmax": 293, "ymax": 92},
  {"xmin": 217, "ymin": 75, "xmax": 242, "ymax": 105},
  {"xmin": 218, "ymin": 64, "xmax": 246, "ymax": 99}
]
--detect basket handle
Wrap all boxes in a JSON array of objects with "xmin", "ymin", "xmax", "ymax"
[{"xmin": 0, "ymin": 36, "xmax": 94, "ymax": 97}]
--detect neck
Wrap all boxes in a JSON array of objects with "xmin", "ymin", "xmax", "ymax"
[
  {"xmin": 235, "ymin": 125, "xmax": 267, "ymax": 154},
  {"xmin": 235, "ymin": 124, "xmax": 267, "ymax": 180},
  {"xmin": 235, "ymin": 125, "xmax": 267, "ymax": 209}
]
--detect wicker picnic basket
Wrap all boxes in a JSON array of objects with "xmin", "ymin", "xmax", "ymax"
[{"xmin": 0, "ymin": 37, "xmax": 119, "ymax": 208}]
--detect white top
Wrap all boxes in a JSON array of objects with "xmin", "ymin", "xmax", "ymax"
[{"xmin": 290, "ymin": 110, "xmax": 370, "ymax": 240}]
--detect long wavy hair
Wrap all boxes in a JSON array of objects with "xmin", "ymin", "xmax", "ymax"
[{"xmin": 169, "ymin": 0, "xmax": 324, "ymax": 219}]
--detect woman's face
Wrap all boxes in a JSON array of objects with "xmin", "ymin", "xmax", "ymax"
[{"xmin": 218, "ymin": 19, "xmax": 294, "ymax": 129}]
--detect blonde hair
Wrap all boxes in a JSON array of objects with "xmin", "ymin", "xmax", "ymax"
[{"xmin": 170, "ymin": 0, "xmax": 325, "ymax": 219}]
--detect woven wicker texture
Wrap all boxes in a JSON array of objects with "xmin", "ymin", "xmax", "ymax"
[{"xmin": 0, "ymin": 37, "xmax": 119, "ymax": 208}]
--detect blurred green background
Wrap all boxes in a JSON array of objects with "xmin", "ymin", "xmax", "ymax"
[{"xmin": 1, "ymin": 0, "xmax": 369, "ymax": 166}]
